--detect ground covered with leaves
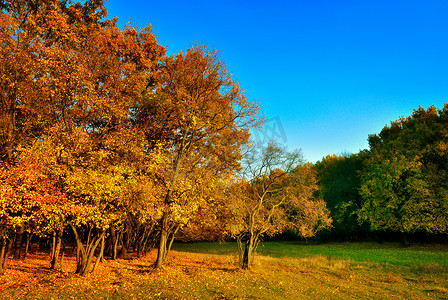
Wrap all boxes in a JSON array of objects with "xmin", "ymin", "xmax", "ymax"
[{"xmin": 1, "ymin": 242, "xmax": 447, "ymax": 299}]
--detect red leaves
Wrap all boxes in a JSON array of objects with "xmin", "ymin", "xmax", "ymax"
[{"xmin": 0, "ymin": 158, "xmax": 67, "ymax": 232}]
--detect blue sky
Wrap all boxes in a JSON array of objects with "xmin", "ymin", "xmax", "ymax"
[{"xmin": 105, "ymin": 0, "xmax": 448, "ymax": 163}]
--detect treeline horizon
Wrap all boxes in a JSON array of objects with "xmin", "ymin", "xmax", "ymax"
[{"xmin": 0, "ymin": 0, "xmax": 447, "ymax": 277}]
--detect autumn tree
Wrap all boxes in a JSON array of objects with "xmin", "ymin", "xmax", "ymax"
[
  {"xmin": 0, "ymin": 0, "xmax": 91, "ymax": 271},
  {"xmin": 359, "ymin": 105, "xmax": 448, "ymax": 241},
  {"xmin": 37, "ymin": 15, "xmax": 164, "ymax": 275},
  {"xmin": 137, "ymin": 45, "xmax": 260, "ymax": 268},
  {"xmin": 1, "ymin": 0, "xmax": 165, "ymax": 274},
  {"xmin": 0, "ymin": 157, "xmax": 67, "ymax": 274},
  {"xmin": 0, "ymin": 0, "xmax": 46, "ymax": 163},
  {"xmin": 230, "ymin": 143, "xmax": 332, "ymax": 269}
]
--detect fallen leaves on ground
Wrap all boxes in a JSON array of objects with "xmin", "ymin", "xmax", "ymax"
[{"xmin": 0, "ymin": 250, "xmax": 447, "ymax": 299}]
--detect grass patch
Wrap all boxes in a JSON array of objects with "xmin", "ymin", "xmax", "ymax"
[
  {"xmin": 0, "ymin": 242, "xmax": 447, "ymax": 299},
  {"xmin": 174, "ymin": 240, "xmax": 448, "ymax": 267}
]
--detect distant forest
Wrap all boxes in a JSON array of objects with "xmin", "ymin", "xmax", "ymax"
[
  {"xmin": 1, "ymin": 0, "xmax": 447, "ymax": 275},
  {"xmin": 315, "ymin": 104, "xmax": 448, "ymax": 244}
]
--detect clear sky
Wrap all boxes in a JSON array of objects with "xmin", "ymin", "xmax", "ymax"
[{"xmin": 104, "ymin": 0, "xmax": 448, "ymax": 163}]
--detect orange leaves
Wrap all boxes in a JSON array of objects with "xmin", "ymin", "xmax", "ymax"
[
  {"xmin": 0, "ymin": 158, "xmax": 67, "ymax": 235},
  {"xmin": 0, "ymin": 0, "xmax": 166, "ymax": 237},
  {"xmin": 143, "ymin": 45, "xmax": 257, "ymax": 179}
]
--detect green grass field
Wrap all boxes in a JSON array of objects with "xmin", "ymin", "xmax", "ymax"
[
  {"xmin": 173, "ymin": 240, "xmax": 448, "ymax": 266},
  {"xmin": 1, "ymin": 241, "xmax": 447, "ymax": 299}
]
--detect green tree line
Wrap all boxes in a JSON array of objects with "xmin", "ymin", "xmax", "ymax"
[{"xmin": 315, "ymin": 104, "xmax": 448, "ymax": 243}]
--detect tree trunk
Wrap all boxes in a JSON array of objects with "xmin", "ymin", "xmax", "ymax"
[
  {"xmin": 241, "ymin": 240, "xmax": 252, "ymax": 269},
  {"xmin": 156, "ymin": 213, "xmax": 169, "ymax": 268},
  {"xmin": 70, "ymin": 223, "xmax": 106, "ymax": 276},
  {"xmin": 70, "ymin": 223, "xmax": 87, "ymax": 274},
  {"xmin": 91, "ymin": 235, "xmax": 105, "ymax": 274},
  {"xmin": 35, "ymin": 238, "xmax": 39, "ymax": 259},
  {"xmin": 50, "ymin": 233, "xmax": 56, "ymax": 261},
  {"xmin": 241, "ymin": 234, "xmax": 257, "ymax": 269},
  {"xmin": 155, "ymin": 139, "xmax": 185, "ymax": 268},
  {"xmin": 142, "ymin": 228, "xmax": 153, "ymax": 256},
  {"xmin": 51, "ymin": 227, "xmax": 63, "ymax": 270},
  {"xmin": 401, "ymin": 232, "xmax": 411, "ymax": 247},
  {"xmin": 72, "ymin": 228, "xmax": 86, "ymax": 274},
  {"xmin": 13, "ymin": 225, "xmax": 24, "ymax": 259},
  {"xmin": 105, "ymin": 226, "xmax": 114, "ymax": 258},
  {"xmin": 80, "ymin": 230, "xmax": 105, "ymax": 276},
  {"xmin": 136, "ymin": 229, "xmax": 145, "ymax": 259},
  {"xmin": 135, "ymin": 226, "xmax": 146, "ymax": 259},
  {"xmin": 106, "ymin": 226, "xmax": 118, "ymax": 260},
  {"xmin": 166, "ymin": 225, "xmax": 179, "ymax": 260},
  {"xmin": 113, "ymin": 229, "xmax": 119, "ymax": 260},
  {"xmin": 0, "ymin": 238, "xmax": 7, "ymax": 275},
  {"xmin": 60, "ymin": 240, "xmax": 66, "ymax": 273},
  {"xmin": 137, "ymin": 224, "xmax": 154, "ymax": 258},
  {"xmin": 236, "ymin": 234, "xmax": 244, "ymax": 266},
  {"xmin": 23, "ymin": 232, "xmax": 32, "ymax": 260},
  {"xmin": 0, "ymin": 237, "xmax": 13, "ymax": 274},
  {"xmin": 119, "ymin": 223, "xmax": 129, "ymax": 259}
]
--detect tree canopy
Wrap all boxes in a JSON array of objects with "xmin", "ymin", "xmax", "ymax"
[
  {"xmin": 314, "ymin": 104, "xmax": 448, "ymax": 242},
  {"xmin": 358, "ymin": 105, "xmax": 448, "ymax": 235}
]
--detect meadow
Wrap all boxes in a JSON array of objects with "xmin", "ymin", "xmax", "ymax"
[{"xmin": 0, "ymin": 241, "xmax": 447, "ymax": 299}]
